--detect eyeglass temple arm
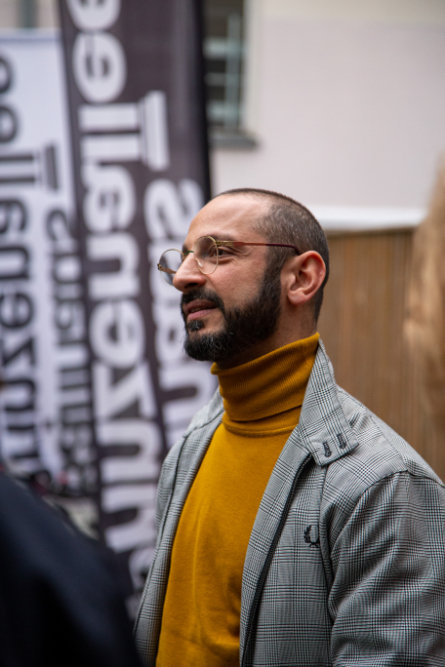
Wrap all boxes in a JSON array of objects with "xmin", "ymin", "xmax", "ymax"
[
  {"xmin": 157, "ymin": 264, "xmax": 176, "ymax": 275},
  {"xmin": 216, "ymin": 241, "xmax": 301, "ymax": 255}
]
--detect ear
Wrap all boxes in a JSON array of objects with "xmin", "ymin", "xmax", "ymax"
[{"xmin": 282, "ymin": 251, "xmax": 326, "ymax": 307}]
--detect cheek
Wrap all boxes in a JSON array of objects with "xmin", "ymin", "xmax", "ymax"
[
  {"xmin": 216, "ymin": 282, "xmax": 252, "ymax": 310},
  {"xmin": 216, "ymin": 265, "xmax": 266, "ymax": 303}
]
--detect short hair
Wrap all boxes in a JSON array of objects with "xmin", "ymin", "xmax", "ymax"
[{"xmin": 217, "ymin": 187, "xmax": 330, "ymax": 321}]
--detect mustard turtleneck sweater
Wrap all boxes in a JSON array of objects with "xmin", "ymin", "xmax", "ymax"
[{"xmin": 156, "ymin": 333, "xmax": 320, "ymax": 667}]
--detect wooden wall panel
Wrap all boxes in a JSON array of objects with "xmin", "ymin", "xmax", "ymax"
[{"xmin": 317, "ymin": 230, "xmax": 445, "ymax": 481}]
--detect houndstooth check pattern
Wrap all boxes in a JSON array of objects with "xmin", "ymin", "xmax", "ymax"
[{"xmin": 135, "ymin": 341, "xmax": 445, "ymax": 666}]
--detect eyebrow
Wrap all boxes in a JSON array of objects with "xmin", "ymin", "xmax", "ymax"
[
  {"xmin": 182, "ymin": 233, "xmax": 239, "ymax": 254},
  {"xmin": 212, "ymin": 233, "xmax": 238, "ymax": 242}
]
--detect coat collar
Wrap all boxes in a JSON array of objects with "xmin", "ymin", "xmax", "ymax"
[
  {"xmin": 183, "ymin": 339, "xmax": 359, "ymax": 465},
  {"xmin": 297, "ymin": 340, "xmax": 359, "ymax": 465}
]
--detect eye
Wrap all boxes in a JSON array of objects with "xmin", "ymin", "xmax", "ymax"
[
  {"xmin": 217, "ymin": 247, "xmax": 232, "ymax": 256},
  {"xmin": 216, "ymin": 242, "xmax": 238, "ymax": 258},
  {"xmin": 207, "ymin": 245, "xmax": 218, "ymax": 257}
]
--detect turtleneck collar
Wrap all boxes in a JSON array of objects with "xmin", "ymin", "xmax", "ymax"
[{"xmin": 211, "ymin": 333, "xmax": 319, "ymax": 429}]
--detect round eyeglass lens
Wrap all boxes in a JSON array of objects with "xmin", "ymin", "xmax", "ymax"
[
  {"xmin": 158, "ymin": 249, "xmax": 183, "ymax": 285},
  {"xmin": 194, "ymin": 236, "xmax": 218, "ymax": 275}
]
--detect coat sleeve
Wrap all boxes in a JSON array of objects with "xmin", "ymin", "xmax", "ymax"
[{"xmin": 328, "ymin": 471, "xmax": 445, "ymax": 666}]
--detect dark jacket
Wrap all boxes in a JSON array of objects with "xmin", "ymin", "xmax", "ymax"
[{"xmin": 0, "ymin": 472, "xmax": 142, "ymax": 667}]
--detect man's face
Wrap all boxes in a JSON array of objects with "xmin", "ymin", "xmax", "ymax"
[
  {"xmin": 182, "ymin": 264, "xmax": 282, "ymax": 363},
  {"xmin": 173, "ymin": 195, "xmax": 284, "ymax": 365}
]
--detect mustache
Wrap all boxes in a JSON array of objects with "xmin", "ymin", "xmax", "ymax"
[{"xmin": 181, "ymin": 288, "xmax": 225, "ymax": 315}]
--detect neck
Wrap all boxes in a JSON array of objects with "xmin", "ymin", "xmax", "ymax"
[
  {"xmin": 211, "ymin": 333, "xmax": 320, "ymax": 423},
  {"xmin": 216, "ymin": 323, "xmax": 317, "ymax": 370}
]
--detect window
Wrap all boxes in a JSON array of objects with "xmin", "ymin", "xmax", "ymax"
[{"xmin": 203, "ymin": 0, "xmax": 255, "ymax": 147}]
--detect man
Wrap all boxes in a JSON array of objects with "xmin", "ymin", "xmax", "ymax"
[{"xmin": 135, "ymin": 189, "xmax": 445, "ymax": 666}]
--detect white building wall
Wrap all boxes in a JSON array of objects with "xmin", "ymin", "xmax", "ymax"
[{"xmin": 212, "ymin": 0, "xmax": 445, "ymax": 229}]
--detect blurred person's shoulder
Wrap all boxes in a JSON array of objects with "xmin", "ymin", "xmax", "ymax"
[{"xmin": 0, "ymin": 472, "xmax": 143, "ymax": 667}]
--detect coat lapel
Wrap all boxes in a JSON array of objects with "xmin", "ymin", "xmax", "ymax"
[
  {"xmin": 159, "ymin": 389, "xmax": 225, "ymax": 542},
  {"xmin": 239, "ymin": 341, "xmax": 359, "ymax": 661},
  {"xmin": 135, "ymin": 393, "xmax": 223, "ymax": 665},
  {"xmin": 298, "ymin": 341, "xmax": 359, "ymax": 466},
  {"xmin": 239, "ymin": 423, "xmax": 311, "ymax": 661}
]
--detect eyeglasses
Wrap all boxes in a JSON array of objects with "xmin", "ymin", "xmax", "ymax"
[{"xmin": 157, "ymin": 235, "xmax": 301, "ymax": 286}]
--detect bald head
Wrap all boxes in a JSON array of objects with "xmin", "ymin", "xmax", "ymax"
[{"xmin": 216, "ymin": 188, "xmax": 329, "ymax": 321}]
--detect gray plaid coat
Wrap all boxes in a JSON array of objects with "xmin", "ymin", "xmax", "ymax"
[{"xmin": 135, "ymin": 341, "xmax": 445, "ymax": 666}]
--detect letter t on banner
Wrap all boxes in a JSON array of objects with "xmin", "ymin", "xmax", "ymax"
[{"xmin": 57, "ymin": 0, "xmax": 214, "ymax": 614}]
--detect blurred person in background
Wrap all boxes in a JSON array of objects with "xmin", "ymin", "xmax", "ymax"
[
  {"xmin": 0, "ymin": 378, "xmax": 142, "ymax": 667},
  {"xmin": 406, "ymin": 159, "xmax": 445, "ymax": 443},
  {"xmin": 135, "ymin": 188, "xmax": 445, "ymax": 667}
]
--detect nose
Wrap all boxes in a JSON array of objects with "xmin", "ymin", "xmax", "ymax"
[{"xmin": 172, "ymin": 252, "xmax": 206, "ymax": 292}]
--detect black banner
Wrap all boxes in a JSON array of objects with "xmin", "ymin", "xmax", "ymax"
[{"xmin": 58, "ymin": 0, "xmax": 214, "ymax": 612}]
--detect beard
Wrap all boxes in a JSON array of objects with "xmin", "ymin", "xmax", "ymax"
[{"xmin": 181, "ymin": 263, "xmax": 282, "ymax": 363}]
